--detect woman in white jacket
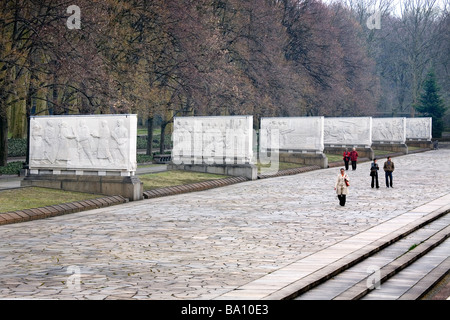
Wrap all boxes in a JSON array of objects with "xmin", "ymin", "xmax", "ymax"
[{"xmin": 335, "ymin": 168, "xmax": 350, "ymax": 206}]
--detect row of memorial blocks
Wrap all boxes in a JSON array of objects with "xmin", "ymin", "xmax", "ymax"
[
  {"xmin": 26, "ymin": 114, "xmax": 432, "ymax": 178},
  {"xmin": 171, "ymin": 115, "xmax": 432, "ymax": 164}
]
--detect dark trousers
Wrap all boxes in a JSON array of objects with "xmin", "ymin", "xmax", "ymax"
[
  {"xmin": 371, "ymin": 173, "xmax": 379, "ymax": 188},
  {"xmin": 351, "ymin": 161, "xmax": 357, "ymax": 170},
  {"xmin": 385, "ymin": 171, "xmax": 393, "ymax": 187},
  {"xmin": 344, "ymin": 160, "xmax": 349, "ymax": 170},
  {"xmin": 338, "ymin": 194, "xmax": 346, "ymax": 206}
]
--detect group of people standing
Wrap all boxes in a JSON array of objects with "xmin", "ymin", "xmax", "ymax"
[
  {"xmin": 334, "ymin": 147, "xmax": 395, "ymax": 206},
  {"xmin": 342, "ymin": 147, "xmax": 358, "ymax": 171},
  {"xmin": 369, "ymin": 156, "xmax": 395, "ymax": 189}
]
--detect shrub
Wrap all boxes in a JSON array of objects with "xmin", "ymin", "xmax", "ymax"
[
  {"xmin": 136, "ymin": 154, "xmax": 153, "ymax": 163},
  {"xmin": 0, "ymin": 161, "xmax": 23, "ymax": 175},
  {"xmin": 7, "ymin": 138, "xmax": 27, "ymax": 157}
]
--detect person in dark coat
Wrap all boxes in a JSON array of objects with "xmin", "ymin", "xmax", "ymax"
[
  {"xmin": 370, "ymin": 158, "xmax": 380, "ymax": 189},
  {"xmin": 383, "ymin": 156, "xmax": 395, "ymax": 188},
  {"xmin": 343, "ymin": 148, "xmax": 351, "ymax": 171}
]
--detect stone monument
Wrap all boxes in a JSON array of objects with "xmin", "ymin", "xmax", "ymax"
[
  {"xmin": 169, "ymin": 116, "xmax": 257, "ymax": 180},
  {"xmin": 324, "ymin": 117, "xmax": 374, "ymax": 159},
  {"xmin": 406, "ymin": 117, "xmax": 433, "ymax": 149},
  {"xmin": 260, "ymin": 117, "xmax": 327, "ymax": 168},
  {"xmin": 372, "ymin": 117, "xmax": 408, "ymax": 154},
  {"xmin": 22, "ymin": 114, "xmax": 143, "ymax": 201}
]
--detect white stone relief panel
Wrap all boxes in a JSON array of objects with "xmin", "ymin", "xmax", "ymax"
[
  {"xmin": 172, "ymin": 116, "xmax": 253, "ymax": 164},
  {"xmin": 372, "ymin": 118, "xmax": 406, "ymax": 143},
  {"xmin": 260, "ymin": 117, "xmax": 324, "ymax": 152},
  {"xmin": 406, "ymin": 117, "xmax": 432, "ymax": 140},
  {"xmin": 29, "ymin": 114, "xmax": 137, "ymax": 173},
  {"xmin": 324, "ymin": 117, "xmax": 372, "ymax": 147}
]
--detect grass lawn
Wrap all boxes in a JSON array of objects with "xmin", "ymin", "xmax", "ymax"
[
  {"xmin": 326, "ymin": 154, "xmax": 343, "ymax": 163},
  {"xmin": 139, "ymin": 170, "xmax": 228, "ymax": 190},
  {"xmin": 257, "ymin": 161, "xmax": 305, "ymax": 172},
  {"xmin": 373, "ymin": 149, "xmax": 392, "ymax": 156},
  {"xmin": 0, "ymin": 187, "xmax": 103, "ymax": 213},
  {"xmin": 140, "ymin": 163, "xmax": 307, "ymax": 191},
  {"xmin": 407, "ymin": 146, "xmax": 423, "ymax": 151}
]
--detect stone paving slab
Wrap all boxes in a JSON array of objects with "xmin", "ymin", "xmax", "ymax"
[{"xmin": 0, "ymin": 149, "xmax": 449, "ymax": 299}]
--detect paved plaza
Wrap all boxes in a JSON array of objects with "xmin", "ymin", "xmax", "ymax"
[{"xmin": 0, "ymin": 149, "xmax": 449, "ymax": 299}]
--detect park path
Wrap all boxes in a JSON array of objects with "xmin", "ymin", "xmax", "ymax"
[{"xmin": 0, "ymin": 149, "xmax": 449, "ymax": 299}]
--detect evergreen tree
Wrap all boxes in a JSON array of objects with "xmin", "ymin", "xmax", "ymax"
[{"xmin": 416, "ymin": 70, "xmax": 447, "ymax": 138}]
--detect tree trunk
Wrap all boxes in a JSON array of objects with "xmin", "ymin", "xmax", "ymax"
[
  {"xmin": 0, "ymin": 112, "xmax": 8, "ymax": 167},
  {"xmin": 146, "ymin": 116, "xmax": 153, "ymax": 156},
  {"xmin": 160, "ymin": 122, "xmax": 166, "ymax": 154}
]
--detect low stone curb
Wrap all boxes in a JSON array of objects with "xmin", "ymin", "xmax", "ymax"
[
  {"xmin": 258, "ymin": 165, "xmax": 321, "ymax": 179},
  {"xmin": 0, "ymin": 195, "xmax": 128, "ymax": 226},
  {"xmin": 143, "ymin": 176, "xmax": 249, "ymax": 199}
]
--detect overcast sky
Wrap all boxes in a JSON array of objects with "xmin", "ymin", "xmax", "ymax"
[{"xmin": 322, "ymin": 0, "xmax": 448, "ymax": 16}]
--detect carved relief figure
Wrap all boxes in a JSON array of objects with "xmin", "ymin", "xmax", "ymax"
[
  {"xmin": 92, "ymin": 120, "xmax": 114, "ymax": 163},
  {"xmin": 44, "ymin": 120, "xmax": 57, "ymax": 163},
  {"xmin": 111, "ymin": 119, "xmax": 128, "ymax": 163},
  {"xmin": 278, "ymin": 120, "xmax": 293, "ymax": 148},
  {"xmin": 173, "ymin": 120, "xmax": 192, "ymax": 159},
  {"xmin": 56, "ymin": 121, "xmax": 77, "ymax": 163},
  {"xmin": 30, "ymin": 121, "xmax": 45, "ymax": 162},
  {"xmin": 77, "ymin": 120, "xmax": 95, "ymax": 165},
  {"xmin": 202, "ymin": 121, "xmax": 223, "ymax": 160}
]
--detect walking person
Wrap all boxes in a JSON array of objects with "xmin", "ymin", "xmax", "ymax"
[
  {"xmin": 383, "ymin": 156, "xmax": 395, "ymax": 188},
  {"xmin": 370, "ymin": 158, "xmax": 380, "ymax": 189},
  {"xmin": 335, "ymin": 168, "xmax": 350, "ymax": 206},
  {"xmin": 350, "ymin": 147, "xmax": 358, "ymax": 170},
  {"xmin": 343, "ymin": 148, "xmax": 351, "ymax": 171}
]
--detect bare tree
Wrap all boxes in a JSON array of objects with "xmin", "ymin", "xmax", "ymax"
[{"xmin": 398, "ymin": 0, "xmax": 442, "ymax": 116}]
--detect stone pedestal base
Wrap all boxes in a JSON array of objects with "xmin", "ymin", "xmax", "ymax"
[
  {"xmin": 279, "ymin": 152, "xmax": 328, "ymax": 168},
  {"xmin": 406, "ymin": 140, "xmax": 433, "ymax": 149},
  {"xmin": 372, "ymin": 143, "xmax": 408, "ymax": 154},
  {"xmin": 325, "ymin": 146, "xmax": 374, "ymax": 160},
  {"xmin": 21, "ymin": 174, "xmax": 143, "ymax": 201},
  {"xmin": 168, "ymin": 163, "xmax": 257, "ymax": 180}
]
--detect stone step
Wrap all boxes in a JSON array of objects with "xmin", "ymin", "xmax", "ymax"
[
  {"xmin": 294, "ymin": 214, "xmax": 450, "ymax": 300},
  {"xmin": 367, "ymin": 243, "xmax": 450, "ymax": 300},
  {"xmin": 334, "ymin": 222, "xmax": 450, "ymax": 300}
]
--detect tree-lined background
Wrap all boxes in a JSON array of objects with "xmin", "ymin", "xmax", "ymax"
[{"xmin": 1, "ymin": 0, "xmax": 449, "ymax": 166}]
